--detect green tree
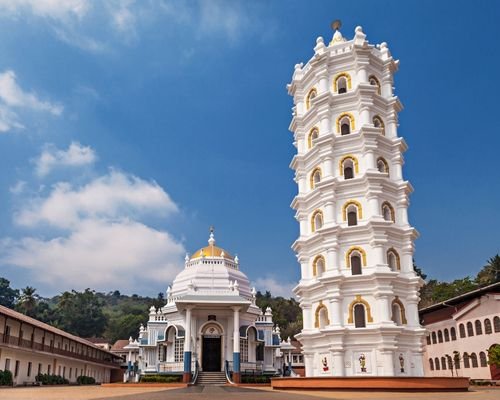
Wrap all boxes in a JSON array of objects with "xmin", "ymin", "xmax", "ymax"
[
  {"xmin": 16, "ymin": 286, "xmax": 38, "ymax": 317},
  {"xmin": 476, "ymin": 255, "xmax": 500, "ymax": 287},
  {"xmin": 488, "ymin": 345, "xmax": 500, "ymax": 367},
  {"xmin": 54, "ymin": 289, "xmax": 107, "ymax": 337},
  {"xmin": 0, "ymin": 277, "xmax": 19, "ymax": 308}
]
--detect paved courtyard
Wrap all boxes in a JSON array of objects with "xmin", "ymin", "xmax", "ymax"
[{"xmin": 0, "ymin": 385, "xmax": 499, "ymax": 400}]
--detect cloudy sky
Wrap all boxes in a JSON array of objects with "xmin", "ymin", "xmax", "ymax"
[{"xmin": 0, "ymin": 0, "xmax": 498, "ymax": 297}]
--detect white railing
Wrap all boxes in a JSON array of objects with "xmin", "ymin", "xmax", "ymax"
[{"xmin": 157, "ymin": 360, "xmax": 196, "ymax": 373}]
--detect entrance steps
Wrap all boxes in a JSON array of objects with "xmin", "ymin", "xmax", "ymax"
[{"xmin": 196, "ymin": 371, "xmax": 227, "ymax": 385}]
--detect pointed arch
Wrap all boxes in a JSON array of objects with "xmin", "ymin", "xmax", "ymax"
[
  {"xmin": 314, "ymin": 300, "xmax": 330, "ymax": 328},
  {"xmin": 308, "ymin": 127, "xmax": 319, "ymax": 149},
  {"xmin": 310, "ymin": 167, "xmax": 322, "ymax": 189},
  {"xmin": 391, "ymin": 296, "xmax": 407, "ymax": 325},
  {"xmin": 306, "ymin": 87, "xmax": 317, "ymax": 110},
  {"xmin": 338, "ymin": 154, "xmax": 359, "ymax": 178},
  {"xmin": 312, "ymin": 255, "xmax": 326, "ymax": 277},
  {"xmin": 333, "ymin": 72, "xmax": 352, "ymax": 93},
  {"xmin": 345, "ymin": 246, "xmax": 367, "ymax": 267},
  {"xmin": 336, "ymin": 112, "xmax": 355, "ymax": 134},
  {"xmin": 377, "ymin": 157, "xmax": 389, "ymax": 174},
  {"xmin": 372, "ymin": 115, "xmax": 385, "ymax": 135},
  {"xmin": 387, "ymin": 248, "xmax": 401, "ymax": 271},
  {"xmin": 368, "ymin": 75, "xmax": 381, "ymax": 95},
  {"xmin": 342, "ymin": 200, "xmax": 363, "ymax": 222},
  {"xmin": 381, "ymin": 201, "xmax": 395, "ymax": 222},
  {"xmin": 347, "ymin": 295, "xmax": 374, "ymax": 324},
  {"xmin": 311, "ymin": 209, "xmax": 324, "ymax": 232}
]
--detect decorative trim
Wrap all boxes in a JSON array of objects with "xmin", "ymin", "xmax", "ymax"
[
  {"xmin": 345, "ymin": 246, "xmax": 367, "ymax": 267},
  {"xmin": 387, "ymin": 248, "xmax": 401, "ymax": 270},
  {"xmin": 392, "ymin": 296, "xmax": 407, "ymax": 324},
  {"xmin": 336, "ymin": 112, "xmax": 355, "ymax": 133},
  {"xmin": 333, "ymin": 72, "xmax": 352, "ymax": 92},
  {"xmin": 312, "ymin": 255, "xmax": 325, "ymax": 276},
  {"xmin": 314, "ymin": 300, "xmax": 330, "ymax": 328},
  {"xmin": 347, "ymin": 295, "xmax": 374, "ymax": 324},
  {"xmin": 306, "ymin": 87, "xmax": 317, "ymax": 110},
  {"xmin": 310, "ymin": 167, "xmax": 322, "ymax": 189},
  {"xmin": 338, "ymin": 155, "xmax": 359, "ymax": 175},
  {"xmin": 342, "ymin": 200, "xmax": 363, "ymax": 221},
  {"xmin": 311, "ymin": 210, "xmax": 324, "ymax": 232},
  {"xmin": 308, "ymin": 127, "xmax": 319, "ymax": 149}
]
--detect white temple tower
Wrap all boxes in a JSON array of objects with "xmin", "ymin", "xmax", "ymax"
[{"xmin": 288, "ymin": 23, "xmax": 425, "ymax": 377}]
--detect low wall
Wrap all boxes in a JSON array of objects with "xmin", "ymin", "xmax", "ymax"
[{"xmin": 271, "ymin": 376, "xmax": 470, "ymax": 392}]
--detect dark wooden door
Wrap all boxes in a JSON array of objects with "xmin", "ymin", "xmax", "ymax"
[{"xmin": 202, "ymin": 337, "xmax": 221, "ymax": 371}]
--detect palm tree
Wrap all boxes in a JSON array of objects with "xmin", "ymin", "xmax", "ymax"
[
  {"xmin": 17, "ymin": 286, "xmax": 38, "ymax": 317},
  {"xmin": 476, "ymin": 255, "xmax": 500, "ymax": 286}
]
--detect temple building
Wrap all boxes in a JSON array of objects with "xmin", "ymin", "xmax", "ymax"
[
  {"xmin": 288, "ymin": 24, "xmax": 425, "ymax": 377},
  {"xmin": 136, "ymin": 230, "xmax": 282, "ymax": 383}
]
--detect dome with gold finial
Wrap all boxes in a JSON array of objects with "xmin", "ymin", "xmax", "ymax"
[{"xmin": 189, "ymin": 227, "xmax": 234, "ymax": 261}]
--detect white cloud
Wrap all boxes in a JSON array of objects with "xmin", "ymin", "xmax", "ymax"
[
  {"xmin": 198, "ymin": 1, "xmax": 248, "ymax": 42},
  {"xmin": 1, "ymin": 219, "xmax": 184, "ymax": 293},
  {"xmin": 254, "ymin": 276, "xmax": 295, "ymax": 299},
  {"xmin": 9, "ymin": 181, "xmax": 27, "ymax": 195},
  {"xmin": 0, "ymin": 70, "xmax": 63, "ymax": 115},
  {"xmin": 0, "ymin": 70, "xmax": 63, "ymax": 133},
  {"xmin": 35, "ymin": 142, "xmax": 97, "ymax": 177},
  {"xmin": 16, "ymin": 170, "xmax": 177, "ymax": 229},
  {"xmin": 3, "ymin": 168, "xmax": 185, "ymax": 293},
  {"xmin": 0, "ymin": 0, "xmax": 90, "ymax": 21}
]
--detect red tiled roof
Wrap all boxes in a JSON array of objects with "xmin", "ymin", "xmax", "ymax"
[
  {"xmin": 84, "ymin": 337, "xmax": 110, "ymax": 344},
  {"xmin": 0, "ymin": 305, "xmax": 114, "ymax": 355},
  {"xmin": 111, "ymin": 339, "xmax": 130, "ymax": 352}
]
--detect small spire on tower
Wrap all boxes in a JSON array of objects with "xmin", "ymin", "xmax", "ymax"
[
  {"xmin": 208, "ymin": 226, "xmax": 215, "ymax": 246},
  {"xmin": 329, "ymin": 19, "xmax": 346, "ymax": 46}
]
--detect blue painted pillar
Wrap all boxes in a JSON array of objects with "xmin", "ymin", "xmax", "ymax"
[{"xmin": 183, "ymin": 351, "xmax": 192, "ymax": 383}]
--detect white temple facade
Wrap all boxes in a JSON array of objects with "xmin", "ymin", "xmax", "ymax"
[
  {"xmin": 288, "ymin": 24, "xmax": 425, "ymax": 377},
  {"xmin": 137, "ymin": 230, "xmax": 282, "ymax": 383}
]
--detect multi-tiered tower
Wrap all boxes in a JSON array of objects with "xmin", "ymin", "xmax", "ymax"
[{"xmin": 288, "ymin": 24, "xmax": 425, "ymax": 377}]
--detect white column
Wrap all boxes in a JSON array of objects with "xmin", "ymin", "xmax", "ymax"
[
  {"xmin": 329, "ymin": 298, "xmax": 342, "ymax": 326},
  {"xmin": 376, "ymin": 295, "xmax": 392, "ymax": 324},
  {"xmin": 331, "ymin": 350, "xmax": 345, "ymax": 376},
  {"xmin": 325, "ymin": 201, "xmax": 335, "ymax": 224},
  {"xmin": 326, "ymin": 247, "xmax": 339, "ymax": 273},
  {"xmin": 360, "ymin": 106, "xmax": 370, "ymax": 126},
  {"xmin": 365, "ymin": 150, "xmax": 376, "ymax": 170},
  {"xmin": 304, "ymin": 353, "xmax": 314, "ymax": 377},
  {"xmin": 320, "ymin": 115, "xmax": 330, "ymax": 133},
  {"xmin": 324, "ymin": 156, "xmax": 333, "ymax": 178},
  {"xmin": 302, "ymin": 304, "xmax": 313, "ymax": 330},
  {"xmin": 367, "ymin": 195, "xmax": 379, "ymax": 219},
  {"xmin": 184, "ymin": 307, "xmax": 192, "ymax": 353}
]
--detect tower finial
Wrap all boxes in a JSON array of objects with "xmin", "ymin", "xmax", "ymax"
[
  {"xmin": 331, "ymin": 19, "xmax": 342, "ymax": 31},
  {"xmin": 208, "ymin": 226, "xmax": 215, "ymax": 246}
]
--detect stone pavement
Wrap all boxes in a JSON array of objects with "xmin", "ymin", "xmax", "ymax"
[{"xmin": 0, "ymin": 385, "xmax": 499, "ymax": 400}]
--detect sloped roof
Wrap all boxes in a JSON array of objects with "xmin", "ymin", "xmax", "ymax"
[{"xmin": 111, "ymin": 339, "xmax": 130, "ymax": 352}]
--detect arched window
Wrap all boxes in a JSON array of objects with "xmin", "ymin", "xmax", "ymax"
[
  {"xmin": 438, "ymin": 330, "xmax": 443, "ymax": 343},
  {"xmin": 354, "ymin": 304, "xmax": 366, "ymax": 328},
  {"xmin": 346, "ymin": 247, "xmax": 366, "ymax": 275},
  {"xmin": 311, "ymin": 210, "xmax": 324, "ymax": 232},
  {"xmin": 450, "ymin": 327, "xmax": 457, "ymax": 341},
  {"xmin": 368, "ymin": 75, "xmax": 381, "ymax": 95},
  {"xmin": 431, "ymin": 332, "xmax": 437, "ymax": 344},
  {"xmin": 479, "ymin": 352, "xmax": 487, "ymax": 367},
  {"xmin": 463, "ymin": 353, "xmax": 470, "ymax": 368},
  {"xmin": 391, "ymin": 298, "xmax": 407, "ymax": 326},
  {"xmin": 470, "ymin": 353, "xmax": 478, "ymax": 368},
  {"xmin": 372, "ymin": 116, "xmax": 385, "ymax": 135},
  {"xmin": 347, "ymin": 295, "xmax": 374, "ymax": 326},
  {"xmin": 444, "ymin": 328, "xmax": 450, "ymax": 342},
  {"xmin": 459, "ymin": 323, "xmax": 466, "ymax": 338},
  {"xmin": 308, "ymin": 127, "xmax": 319, "ymax": 149},
  {"xmin": 310, "ymin": 168, "xmax": 322, "ymax": 189},
  {"xmin": 447, "ymin": 355, "xmax": 453, "ymax": 370},
  {"xmin": 467, "ymin": 321, "xmax": 474, "ymax": 336},
  {"xmin": 429, "ymin": 358, "xmax": 434, "ymax": 371},
  {"xmin": 313, "ymin": 255, "xmax": 325, "ymax": 277},
  {"xmin": 381, "ymin": 202, "xmax": 395, "ymax": 222},
  {"xmin": 434, "ymin": 357, "xmax": 440, "ymax": 370},
  {"xmin": 334, "ymin": 72, "xmax": 352, "ymax": 94},
  {"xmin": 314, "ymin": 301, "xmax": 330, "ymax": 329},
  {"xmin": 485, "ymin": 318, "xmax": 492, "ymax": 334},
  {"xmin": 342, "ymin": 200, "xmax": 363, "ymax": 226},
  {"xmin": 336, "ymin": 113, "xmax": 355, "ymax": 135},
  {"xmin": 441, "ymin": 356, "xmax": 447, "ymax": 370},
  {"xmin": 377, "ymin": 157, "xmax": 389, "ymax": 174},
  {"xmin": 306, "ymin": 88, "xmax": 317, "ymax": 110},
  {"xmin": 475, "ymin": 320, "xmax": 483, "ymax": 335},
  {"xmin": 339, "ymin": 155, "xmax": 359, "ymax": 179},
  {"xmin": 426, "ymin": 336, "xmax": 431, "ymax": 345},
  {"xmin": 454, "ymin": 353, "xmax": 461, "ymax": 370},
  {"xmin": 495, "ymin": 316, "xmax": 500, "ymax": 332},
  {"xmin": 387, "ymin": 248, "xmax": 401, "ymax": 271}
]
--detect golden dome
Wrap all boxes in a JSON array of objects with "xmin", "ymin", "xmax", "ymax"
[{"xmin": 191, "ymin": 244, "xmax": 234, "ymax": 260}]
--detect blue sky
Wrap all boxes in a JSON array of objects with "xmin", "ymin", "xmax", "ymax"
[{"xmin": 0, "ymin": 0, "xmax": 498, "ymax": 297}]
